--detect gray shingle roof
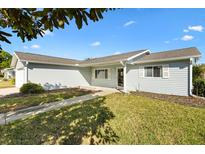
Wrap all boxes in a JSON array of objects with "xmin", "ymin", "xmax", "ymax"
[
  {"xmin": 15, "ymin": 52, "xmax": 81, "ymax": 66},
  {"xmin": 134, "ymin": 47, "xmax": 201, "ymax": 64},
  {"xmin": 14, "ymin": 47, "xmax": 201, "ymax": 67},
  {"xmin": 79, "ymin": 49, "xmax": 147, "ymax": 66},
  {"xmin": 14, "ymin": 49, "xmax": 147, "ymax": 66}
]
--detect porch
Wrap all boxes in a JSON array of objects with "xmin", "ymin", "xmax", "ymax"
[{"xmin": 89, "ymin": 64, "xmax": 127, "ymax": 92}]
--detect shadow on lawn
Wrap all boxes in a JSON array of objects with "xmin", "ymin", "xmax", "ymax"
[{"xmin": 0, "ymin": 97, "xmax": 119, "ymax": 145}]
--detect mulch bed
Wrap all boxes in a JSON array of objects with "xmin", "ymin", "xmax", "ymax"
[{"xmin": 131, "ymin": 91, "xmax": 205, "ymax": 108}]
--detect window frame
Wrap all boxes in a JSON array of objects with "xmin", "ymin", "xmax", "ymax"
[
  {"xmin": 93, "ymin": 68, "xmax": 110, "ymax": 80},
  {"xmin": 144, "ymin": 65, "xmax": 163, "ymax": 78}
]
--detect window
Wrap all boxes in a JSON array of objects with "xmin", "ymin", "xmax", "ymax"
[
  {"xmin": 145, "ymin": 67, "xmax": 152, "ymax": 77},
  {"xmin": 94, "ymin": 69, "xmax": 109, "ymax": 79},
  {"xmin": 144, "ymin": 66, "xmax": 162, "ymax": 77},
  {"xmin": 153, "ymin": 66, "xmax": 162, "ymax": 77}
]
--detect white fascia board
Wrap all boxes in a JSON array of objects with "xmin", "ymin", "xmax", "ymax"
[
  {"xmin": 24, "ymin": 60, "xmax": 79, "ymax": 67},
  {"xmin": 10, "ymin": 52, "xmax": 21, "ymax": 68},
  {"xmin": 126, "ymin": 50, "xmax": 150, "ymax": 61},
  {"xmin": 79, "ymin": 61, "xmax": 122, "ymax": 67},
  {"xmin": 131, "ymin": 55, "xmax": 201, "ymax": 64}
]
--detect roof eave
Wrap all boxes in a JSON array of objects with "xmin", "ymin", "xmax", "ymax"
[
  {"xmin": 131, "ymin": 55, "xmax": 201, "ymax": 64},
  {"xmin": 20, "ymin": 60, "xmax": 79, "ymax": 67},
  {"xmin": 79, "ymin": 61, "xmax": 123, "ymax": 67}
]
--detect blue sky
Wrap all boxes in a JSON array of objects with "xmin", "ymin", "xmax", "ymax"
[{"xmin": 2, "ymin": 9, "xmax": 205, "ymax": 63}]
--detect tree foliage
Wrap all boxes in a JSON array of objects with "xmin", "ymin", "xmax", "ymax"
[
  {"xmin": 193, "ymin": 65, "xmax": 205, "ymax": 81},
  {"xmin": 0, "ymin": 8, "xmax": 111, "ymax": 49},
  {"xmin": 0, "ymin": 50, "xmax": 12, "ymax": 69}
]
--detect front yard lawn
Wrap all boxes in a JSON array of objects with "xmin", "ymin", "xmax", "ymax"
[
  {"xmin": 0, "ymin": 93, "xmax": 204, "ymax": 144},
  {"xmin": 0, "ymin": 79, "xmax": 14, "ymax": 89},
  {"xmin": 0, "ymin": 88, "xmax": 94, "ymax": 113}
]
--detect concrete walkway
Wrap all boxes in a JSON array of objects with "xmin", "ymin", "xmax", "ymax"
[
  {"xmin": 0, "ymin": 88, "xmax": 119, "ymax": 125},
  {"xmin": 0, "ymin": 87, "xmax": 19, "ymax": 97}
]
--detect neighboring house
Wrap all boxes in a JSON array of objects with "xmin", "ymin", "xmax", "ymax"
[
  {"xmin": 10, "ymin": 47, "xmax": 201, "ymax": 96},
  {"xmin": 1, "ymin": 68, "xmax": 15, "ymax": 79}
]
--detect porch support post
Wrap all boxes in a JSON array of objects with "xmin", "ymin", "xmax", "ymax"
[
  {"xmin": 123, "ymin": 63, "xmax": 127, "ymax": 92},
  {"xmin": 24, "ymin": 61, "xmax": 28, "ymax": 84}
]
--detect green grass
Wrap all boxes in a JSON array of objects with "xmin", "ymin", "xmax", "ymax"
[
  {"xmin": 0, "ymin": 93, "xmax": 205, "ymax": 144},
  {"xmin": 0, "ymin": 88, "xmax": 92, "ymax": 113},
  {"xmin": 0, "ymin": 79, "xmax": 14, "ymax": 89}
]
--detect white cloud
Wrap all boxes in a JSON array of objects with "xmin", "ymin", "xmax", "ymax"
[
  {"xmin": 164, "ymin": 41, "xmax": 170, "ymax": 44},
  {"xmin": 188, "ymin": 25, "xmax": 204, "ymax": 32},
  {"xmin": 43, "ymin": 30, "xmax": 54, "ymax": 36},
  {"xmin": 181, "ymin": 35, "xmax": 194, "ymax": 41},
  {"xmin": 90, "ymin": 41, "xmax": 101, "ymax": 47},
  {"xmin": 31, "ymin": 44, "xmax": 40, "ymax": 49},
  {"xmin": 23, "ymin": 46, "xmax": 28, "ymax": 49},
  {"xmin": 123, "ymin": 20, "xmax": 136, "ymax": 27},
  {"xmin": 183, "ymin": 29, "xmax": 189, "ymax": 33},
  {"xmin": 113, "ymin": 52, "xmax": 121, "ymax": 55}
]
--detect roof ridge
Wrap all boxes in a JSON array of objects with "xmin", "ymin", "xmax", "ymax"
[{"xmin": 15, "ymin": 51, "xmax": 81, "ymax": 62}]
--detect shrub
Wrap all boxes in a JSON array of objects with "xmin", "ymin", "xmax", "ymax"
[
  {"xmin": 193, "ymin": 78, "xmax": 205, "ymax": 97},
  {"xmin": 2, "ymin": 78, "xmax": 8, "ymax": 81},
  {"xmin": 20, "ymin": 83, "xmax": 45, "ymax": 94},
  {"xmin": 10, "ymin": 78, "xmax": 15, "ymax": 85}
]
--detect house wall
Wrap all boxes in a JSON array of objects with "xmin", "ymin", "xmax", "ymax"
[
  {"xmin": 16, "ymin": 60, "xmax": 25, "ymax": 69},
  {"xmin": 15, "ymin": 61, "xmax": 26, "ymax": 87},
  {"xmin": 126, "ymin": 60, "xmax": 190, "ymax": 96},
  {"xmin": 27, "ymin": 63, "xmax": 91, "ymax": 90},
  {"xmin": 91, "ymin": 64, "xmax": 122, "ymax": 88}
]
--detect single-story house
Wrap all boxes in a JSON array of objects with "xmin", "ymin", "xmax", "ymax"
[
  {"xmin": 1, "ymin": 68, "xmax": 15, "ymax": 79},
  {"xmin": 10, "ymin": 47, "xmax": 201, "ymax": 96}
]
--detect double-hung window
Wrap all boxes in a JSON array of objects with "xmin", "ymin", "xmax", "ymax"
[
  {"xmin": 144, "ymin": 66, "xmax": 162, "ymax": 77},
  {"xmin": 94, "ymin": 69, "xmax": 109, "ymax": 79}
]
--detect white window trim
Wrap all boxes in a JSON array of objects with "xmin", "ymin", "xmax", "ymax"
[
  {"xmin": 93, "ymin": 68, "xmax": 111, "ymax": 80},
  {"xmin": 143, "ymin": 65, "xmax": 163, "ymax": 78}
]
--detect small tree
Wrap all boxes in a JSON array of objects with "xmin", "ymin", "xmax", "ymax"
[
  {"xmin": 193, "ymin": 65, "xmax": 204, "ymax": 81},
  {"xmin": 0, "ymin": 50, "xmax": 12, "ymax": 69}
]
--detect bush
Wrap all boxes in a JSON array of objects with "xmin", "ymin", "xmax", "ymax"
[
  {"xmin": 193, "ymin": 78, "xmax": 205, "ymax": 97},
  {"xmin": 20, "ymin": 83, "xmax": 45, "ymax": 94},
  {"xmin": 10, "ymin": 78, "xmax": 15, "ymax": 85},
  {"xmin": 2, "ymin": 78, "xmax": 8, "ymax": 81}
]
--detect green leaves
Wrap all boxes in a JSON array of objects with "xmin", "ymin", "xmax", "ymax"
[
  {"xmin": 0, "ymin": 31, "xmax": 12, "ymax": 44},
  {"xmin": 0, "ymin": 50, "xmax": 12, "ymax": 69},
  {"xmin": 0, "ymin": 8, "xmax": 111, "ymax": 49},
  {"xmin": 0, "ymin": 8, "xmax": 112, "ymax": 63}
]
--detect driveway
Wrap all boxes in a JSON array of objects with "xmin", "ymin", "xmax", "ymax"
[{"xmin": 0, "ymin": 87, "xmax": 19, "ymax": 97}]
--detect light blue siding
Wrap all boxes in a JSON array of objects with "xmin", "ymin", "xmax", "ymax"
[
  {"xmin": 91, "ymin": 64, "xmax": 122, "ymax": 88},
  {"xmin": 28, "ymin": 63, "xmax": 91, "ymax": 90},
  {"xmin": 126, "ymin": 60, "xmax": 190, "ymax": 96}
]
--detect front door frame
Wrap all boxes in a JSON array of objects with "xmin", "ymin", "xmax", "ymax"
[{"xmin": 116, "ymin": 67, "xmax": 124, "ymax": 89}]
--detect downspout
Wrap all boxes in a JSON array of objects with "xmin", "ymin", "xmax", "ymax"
[{"xmin": 189, "ymin": 58, "xmax": 193, "ymax": 96}]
